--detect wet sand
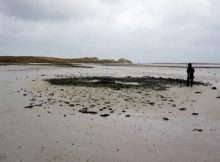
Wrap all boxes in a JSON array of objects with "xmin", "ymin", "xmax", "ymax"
[{"xmin": 0, "ymin": 65, "xmax": 220, "ymax": 162}]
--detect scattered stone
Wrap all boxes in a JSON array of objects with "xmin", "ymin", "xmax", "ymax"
[
  {"xmin": 100, "ymin": 114, "xmax": 110, "ymax": 117},
  {"xmin": 195, "ymin": 92, "xmax": 202, "ymax": 94},
  {"xmin": 216, "ymin": 96, "xmax": 220, "ymax": 99},
  {"xmin": 192, "ymin": 128, "xmax": 203, "ymax": 132},
  {"xmin": 163, "ymin": 117, "xmax": 169, "ymax": 121},
  {"xmin": 24, "ymin": 105, "xmax": 33, "ymax": 109},
  {"xmin": 192, "ymin": 113, "xmax": 199, "ymax": 116},
  {"xmin": 34, "ymin": 104, "xmax": 42, "ymax": 107},
  {"xmin": 211, "ymin": 87, "xmax": 217, "ymax": 90},
  {"xmin": 179, "ymin": 108, "xmax": 186, "ymax": 111},
  {"xmin": 149, "ymin": 102, "xmax": 155, "ymax": 106},
  {"xmin": 125, "ymin": 114, "xmax": 130, "ymax": 117},
  {"xmin": 78, "ymin": 108, "xmax": 97, "ymax": 114}
]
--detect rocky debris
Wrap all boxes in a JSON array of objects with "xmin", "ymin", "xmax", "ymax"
[
  {"xmin": 78, "ymin": 108, "xmax": 97, "ymax": 114},
  {"xmin": 125, "ymin": 115, "xmax": 130, "ymax": 117},
  {"xmin": 192, "ymin": 128, "xmax": 203, "ymax": 132},
  {"xmin": 24, "ymin": 105, "xmax": 34, "ymax": 109},
  {"xmin": 195, "ymin": 92, "xmax": 202, "ymax": 94},
  {"xmin": 192, "ymin": 113, "xmax": 199, "ymax": 116},
  {"xmin": 211, "ymin": 87, "xmax": 217, "ymax": 90},
  {"xmin": 179, "ymin": 108, "xmax": 186, "ymax": 111},
  {"xmin": 100, "ymin": 114, "xmax": 110, "ymax": 117},
  {"xmin": 163, "ymin": 117, "xmax": 169, "ymax": 121},
  {"xmin": 46, "ymin": 76, "xmax": 206, "ymax": 90}
]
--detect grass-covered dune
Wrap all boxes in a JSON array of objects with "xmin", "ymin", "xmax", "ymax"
[{"xmin": 0, "ymin": 56, "xmax": 132, "ymax": 64}]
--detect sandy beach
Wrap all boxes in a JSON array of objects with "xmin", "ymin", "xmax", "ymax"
[{"xmin": 1, "ymin": 64, "xmax": 220, "ymax": 162}]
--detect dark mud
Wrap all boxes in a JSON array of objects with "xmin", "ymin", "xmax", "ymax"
[{"xmin": 46, "ymin": 76, "xmax": 207, "ymax": 90}]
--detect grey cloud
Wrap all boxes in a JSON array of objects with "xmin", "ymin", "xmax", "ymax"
[
  {"xmin": 0, "ymin": 0, "xmax": 97, "ymax": 21},
  {"xmin": 0, "ymin": 0, "xmax": 220, "ymax": 63}
]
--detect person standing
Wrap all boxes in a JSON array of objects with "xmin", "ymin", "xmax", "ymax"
[{"xmin": 187, "ymin": 63, "xmax": 195, "ymax": 87}]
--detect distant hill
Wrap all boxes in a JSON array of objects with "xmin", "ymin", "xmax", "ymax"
[{"xmin": 0, "ymin": 56, "xmax": 132, "ymax": 64}]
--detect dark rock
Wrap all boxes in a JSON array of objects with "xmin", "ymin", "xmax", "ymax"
[
  {"xmin": 179, "ymin": 108, "xmax": 186, "ymax": 111},
  {"xmin": 34, "ymin": 104, "xmax": 42, "ymax": 107},
  {"xmin": 192, "ymin": 128, "xmax": 203, "ymax": 132},
  {"xmin": 163, "ymin": 117, "xmax": 169, "ymax": 121},
  {"xmin": 192, "ymin": 113, "xmax": 199, "ymax": 116},
  {"xmin": 195, "ymin": 92, "xmax": 202, "ymax": 94},
  {"xmin": 24, "ymin": 105, "xmax": 33, "ymax": 109},
  {"xmin": 149, "ymin": 102, "xmax": 155, "ymax": 106},
  {"xmin": 211, "ymin": 87, "xmax": 217, "ymax": 90},
  {"xmin": 100, "ymin": 114, "xmax": 109, "ymax": 117},
  {"xmin": 78, "ymin": 108, "xmax": 97, "ymax": 114},
  {"xmin": 125, "ymin": 114, "xmax": 130, "ymax": 117}
]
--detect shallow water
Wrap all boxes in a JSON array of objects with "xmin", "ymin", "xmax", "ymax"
[{"xmin": 0, "ymin": 64, "xmax": 220, "ymax": 86}]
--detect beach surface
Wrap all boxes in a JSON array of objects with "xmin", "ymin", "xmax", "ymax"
[{"xmin": 0, "ymin": 64, "xmax": 220, "ymax": 162}]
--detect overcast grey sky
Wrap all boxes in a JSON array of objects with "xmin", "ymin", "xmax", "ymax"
[{"xmin": 0, "ymin": 0, "xmax": 220, "ymax": 63}]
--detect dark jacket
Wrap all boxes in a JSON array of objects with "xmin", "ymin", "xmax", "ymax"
[{"xmin": 187, "ymin": 67, "xmax": 194, "ymax": 78}]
